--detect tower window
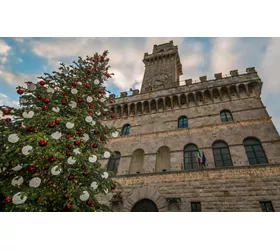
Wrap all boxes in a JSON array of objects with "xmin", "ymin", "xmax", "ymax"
[
  {"xmin": 191, "ymin": 202, "xmax": 201, "ymax": 212},
  {"xmin": 121, "ymin": 124, "xmax": 131, "ymax": 136},
  {"xmin": 259, "ymin": 201, "xmax": 274, "ymax": 212},
  {"xmin": 243, "ymin": 138, "xmax": 268, "ymax": 165},
  {"xmin": 212, "ymin": 141, "xmax": 233, "ymax": 168},
  {"xmin": 107, "ymin": 152, "xmax": 121, "ymax": 174},
  {"xmin": 220, "ymin": 110, "xmax": 233, "ymax": 122},
  {"xmin": 178, "ymin": 116, "xmax": 188, "ymax": 128}
]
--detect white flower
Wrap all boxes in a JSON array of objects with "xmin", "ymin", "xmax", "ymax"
[
  {"xmin": 103, "ymin": 151, "xmax": 111, "ymax": 159},
  {"xmin": 88, "ymin": 155, "xmax": 97, "ymax": 163},
  {"xmin": 73, "ymin": 148, "xmax": 81, "ymax": 155},
  {"xmin": 22, "ymin": 111, "xmax": 34, "ymax": 118},
  {"xmin": 79, "ymin": 191, "xmax": 90, "ymax": 201},
  {"xmin": 111, "ymin": 132, "xmax": 119, "ymax": 138},
  {"xmin": 11, "ymin": 176, "xmax": 24, "ymax": 187},
  {"xmin": 86, "ymin": 96, "xmax": 93, "ymax": 103},
  {"xmin": 94, "ymin": 79, "xmax": 100, "ymax": 85},
  {"xmin": 12, "ymin": 192, "xmax": 27, "ymax": 205},
  {"xmin": 101, "ymin": 75, "xmax": 107, "ymax": 80},
  {"xmin": 104, "ymin": 188, "xmax": 108, "ymax": 194},
  {"xmin": 71, "ymin": 88, "xmax": 78, "ymax": 95},
  {"xmin": 8, "ymin": 134, "xmax": 19, "ymax": 143},
  {"xmin": 51, "ymin": 131, "xmax": 62, "ymax": 140},
  {"xmin": 96, "ymin": 111, "xmax": 101, "ymax": 116},
  {"xmin": 12, "ymin": 164, "xmax": 23, "ymax": 171},
  {"xmin": 82, "ymin": 133, "xmax": 89, "ymax": 142},
  {"xmin": 52, "ymin": 107, "xmax": 60, "ymax": 113},
  {"xmin": 47, "ymin": 87, "xmax": 54, "ymax": 94},
  {"xmin": 66, "ymin": 122, "xmax": 74, "ymax": 129},
  {"xmin": 69, "ymin": 101, "xmax": 77, "ymax": 109},
  {"xmin": 22, "ymin": 145, "xmax": 33, "ymax": 155},
  {"xmin": 104, "ymin": 108, "xmax": 108, "ymax": 112},
  {"xmin": 101, "ymin": 172, "xmax": 109, "ymax": 179},
  {"xmin": 85, "ymin": 116, "xmax": 93, "ymax": 123},
  {"xmin": 91, "ymin": 120, "xmax": 96, "ymax": 126},
  {"xmin": 29, "ymin": 177, "xmax": 41, "ymax": 188},
  {"xmin": 51, "ymin": 166, "xmax": 62, "ymax": 176},
  {"xmin": 77, "ymin": 81, "xmax": 82, "ymax": 85},
  {"xmin": 27, "ymin": 83, "xmax": 36, "ymax": 91},
  {"xmin": 100, "ymin": 98, "xmax": 106, "ymax": 103},
  {"xmin": 67, "ymin": 157, "xmax": 76, "ymax": 165},
  {"xmin": 90, "ymin": 182, "xmax": 98, "ymax": 190}
]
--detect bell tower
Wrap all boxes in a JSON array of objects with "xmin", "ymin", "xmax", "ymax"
[{"xmin": 140, "ymin": 40, "xmax": 183, "ymax": 94}]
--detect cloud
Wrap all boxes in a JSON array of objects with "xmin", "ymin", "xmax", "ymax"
[
  {"xmin": 0, "ymin": 39, "xmax": 11, "ymax": 55},
  {"xmin": 0, "ymin": 92, "xmax": 20, "ymax": 108},
  {"xmin": 17, "ymin": 57, "xmax": 23, "ymax": 63},
  {"xmin": 0, "ymin": 70, "xmax": 38, "ymax": 87}
]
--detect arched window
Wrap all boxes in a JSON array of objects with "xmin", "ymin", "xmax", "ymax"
[
  {"xmin": 184, "ymin": 144, "xmax": 199, "ymax": 170},
  {"xmin": 178, "ymin": 116, "xmax": 188, "ymax": 128},
  {"xmin": 243, "ymin": 138, "xmax": 268, "ymax": 165},
  {"xmin": 155, "ymin": 146, "xmax": 171, "ymax": 172},
  {"xmin": 129, "ymin": 149, "xmax": 144, "ymax": 174},
  {"xmin": 121, "ymin": 124, "xmax": 131, "ymax": 136},
  {"xmin": 220, "ymin": 110, "xmax": 233, "ymax": 122},
  {"xmin": 107, "ymin": 152, "xmax": 121, "ymax": 174},
  {"xmin": 212, "ymin": 141, "xmax": 233, "ymax": 167}
]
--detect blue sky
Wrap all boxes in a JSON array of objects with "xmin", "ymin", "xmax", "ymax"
[{"xmin": 0, "ymin": 37, "xmax": 279, "ymax": 133}]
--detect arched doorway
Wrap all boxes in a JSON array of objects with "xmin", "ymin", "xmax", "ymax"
[{"xmin": 131, "ymin": 199, "xmax": 158, "ymax": 212}]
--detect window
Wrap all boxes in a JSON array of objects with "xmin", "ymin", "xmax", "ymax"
[
  {"xmin": 212, "ymin": 141, "xmax": 233, "ymax": 167},
  {"xmin": 178, "ymin": 116, "xmax": 188, "ymax": 128},
  {"xmin": 220, "ymin": 110, "xmax": 233, "ymax": 122},
  {"xmin": 243, "ymin": 138, "xmax": 268, "ymax": 165},
  {"xmin": 121, "ymin": 124, "xmax": 131, "ymax": 136},
  {"xmin": 107, "ymin": 152, "xmax": 121, "ymax": 174},
  {"xmin": 191, "ymin": 202, "xmax": 201, "ymax": 212},
  {"xmin": 184, "ymin": 144, "xmax": 199, "ymax": 170},
  {"xmin": 260, "ymin": 201, "xmax": 274, "ymax": 212}
]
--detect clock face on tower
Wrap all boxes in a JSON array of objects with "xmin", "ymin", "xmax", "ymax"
[{"xmin": 149, "ymin": 74, "xmax": 169, "ymax": 87}]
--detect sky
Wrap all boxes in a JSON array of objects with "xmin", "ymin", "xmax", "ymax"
[{"xmin": 0, "ymin": 37, "xmax": 279, "ymax": 133}]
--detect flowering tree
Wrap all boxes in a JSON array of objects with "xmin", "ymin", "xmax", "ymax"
[{"xmin": 0, "ymin": 51, "xmax": 120, "ymax": 212}]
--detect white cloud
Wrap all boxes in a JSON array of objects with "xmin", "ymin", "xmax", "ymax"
[
  {"xmin": 0, "ymin": 39, "xmax": 11, "ymax": 55},
  {"xmin": 18, "ymin": 57, "xmax": 23, "ymax": 63},
  {"xmin": 0, "ymin": 56, "xmax": 7, "ymax": 64},
  {"xmin": 13, "ymin": 38, "xmax": 24, "ymax": 43},
  {"xmin": 0, "ymin": 70, "xmax": 38, "ymax": 87},
  {"xmin": 0, "ymin": 92, "xmax": 20, "ymax": 108}
]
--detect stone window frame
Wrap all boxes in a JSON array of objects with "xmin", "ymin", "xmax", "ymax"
[
  {"xmin": 259, "ymin": 201, "xmax": 274, "ymax": 212},
  {"xmin": 178, "ymin": 116, "xmax": 188, "ymax": 128},
  {"xmin": 220, "ymin": 109, "xmax": 234, "ymax": 122},
  {"xmin": 121, "ymin": 124, "xmax": 131, "ymax": 136},
  {"xmin": 243, "ymin": 137, "xmax": 268, "ymax": 165},
  {"xmin": 212, "ymin": 140, "xmax": 233, "ymax": 168},
  {"xmin": 107, "ymin": 151, "xmax": 121, "ymax": 174},
  {"xmin": 183, "ymin": 143, "xmax": 199, "ymax": 170}
]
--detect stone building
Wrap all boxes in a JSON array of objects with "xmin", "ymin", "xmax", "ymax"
[{"xmin": 100, "ymin": 40, "xmax": 280, "ymax": 212}]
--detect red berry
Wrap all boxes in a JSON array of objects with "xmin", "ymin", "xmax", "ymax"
[
  {"xmin": 3, "ymin": 109, "xmax": 10, "ymax": 115},
  {"xmin": 99, "ymin": 89, "xmax": 103, "ymax": 94},
  {"xmin": 28, "ymin": 166, "xmax": 36, "ymax": 172},
  {"xmin": 90, "ymin": 111, "xmax": 94, "ymax": 115},
  {"xmin": 111, "ymin": 185, "xmax": 116, "ymax": 190},
  {"xmin": 87, "ymin": 200, "xmax": 92, "ymax": 205},
  {"xmin": 62, "ymin": 100, "xmax": 67, "ymax": 105},
  {"xmin": 92, "ymin": 143, "xmax": 97, "ymax": 148},
  {"xmin": 111, "ymin": 114, "xmax": 115, "ymax": 118},
  {"xmin": 55, "ymin": 119, "xmax": 60, "ymax": 125},
  {"xmin": 78, "ymin": 98, "xmax": 83, "ymax": 103},
  {"xmin": 87, "ymin": 69, "xmax": 92, "ymax": 73},
  {"xmin": 103, "ymin": 112, "xmax": 107, "ymax": 116},
  {"xmin": 89, "ymin": 105, "xmax": 94, "ymax": 109},
  {"xmin": 44, "ymin": 98, "xmax": 50, "ymax": 103},
  {"xmin": 100, "ymin": 137, "xmax": 105, "ymax": 141},
  {"xmin": 37, "ymin": 95, "xmax": 42, "ymax": 99},
  {"xmin": 94, "ymin": 130, "xmax": 99, "ymax": 134},
  {"xmin": 39, "ymin": 140, "xmax": 47, "ymax": 147},
  {"xmin": 66, "ymin": 203, "xmax": 72, "ymax": 209},
  {"xmin": 67, "ymin": 133, "xmax": 73, "ymax": 138},
  {"xmin": 63, "ymin": 194, "xmax": 69, "ymax": 200},
  {"xmin": 82, "ymin": 165, "xmax": 86, "ymax": 170},
  {"xmin": 68, "ymin": 175, "xmax": 74, "ymax": 180},
  {"xmin": 109, "ymin": 100, "xmax": 113, "ymax": 104},
  {"xmin": 40, "ymin": 80, "xmax": 45, "ymax": 86},
  {"xmin": 72, "ymin": 81, "xmax": 77, "ymax": 86},
  {"xmin": 70, "ymin": 69, "xmax": 75, "ymax": 73},
  {"xmin": 85, "ymin": 84, "xmax": 90, "ymax": 89},
  {"xmin": 48, "ymin": 122, "xmax": 55, "ymax": 128},
  {"xmin": 49, "ymin": 157, "xmax": 57, "ymax": 163},
  {"xmin": 75, "ymin": 140, "xmax": 80, "ymax": 145},
  {"xmin": 5, "ymin": 117, "xmax": 11, "ymax": 122},
  {"xmin": 17, "ymin": 88, "xmax": 24, "ymax": 95},
  {"xmin": 67, "ymin": 145, "xmax": 72, "ymax": 150},
  {"xmin": 83, "ymin": 172, "xmax": 89, "ymax": 177},
  {"xmin": 42, "ymin": 106, "xmax": 48, "ymax": 111},
  {"xmin": 4, "ymin": 197, "xmax": 11, "ymax": 203}
]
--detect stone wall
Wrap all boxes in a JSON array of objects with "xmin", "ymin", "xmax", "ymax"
[{"xmin": 104, "ymin": 164, "xmax": 280, "ymax": 212}]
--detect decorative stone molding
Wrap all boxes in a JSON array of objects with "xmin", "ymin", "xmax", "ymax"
[
  {"xmin": 246, "ymin": 67, "xmax": 256, "ymax": 73},
  {"xmin": 132, "ymin": 89, "xmax": 140, "ymax": 95},
  {"xmin": 166, "ymin": 197, "xmax": 181, "ymax": 211},
  {"xmin": 124, "ymin": 185, "xmax": 167, "ymax": 212},
  {"xmin": 120, "ymin": 92, "xmax": 128, "ymax": 98}
]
